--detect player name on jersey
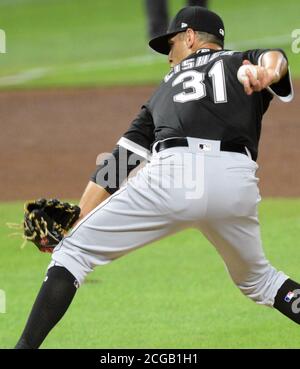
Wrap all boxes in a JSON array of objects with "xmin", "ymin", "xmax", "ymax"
[{"xmin": 164, "ymin": 50, "xmax": 235, "ymax": 83}]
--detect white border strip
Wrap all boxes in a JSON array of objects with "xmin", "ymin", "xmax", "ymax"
[
  {"xmin": 258, "ymin": 53, "xmax": 294, "ymax": 102},
  {"xmin": 117, "ymin": 137, "xmax": 151, "ymax": 161},
  {"xmin": 267, "ymin": 67, "xmax": 294, "ymax": 102}
]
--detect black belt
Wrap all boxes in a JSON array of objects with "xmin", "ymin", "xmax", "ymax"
[{"xmin": 154, "ymin": 137, "xmax": 250, "ymax": 157}]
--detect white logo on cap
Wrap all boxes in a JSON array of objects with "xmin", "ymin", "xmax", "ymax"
[
  {"xmin": 219, "ymin": 28, "xmax": 224, "ymax": 36},
  {"xmin": 181, "ymin": 22, "xmax": 188, "ymax": 28}
]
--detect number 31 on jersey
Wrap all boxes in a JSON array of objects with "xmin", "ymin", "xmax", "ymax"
[{"xmin": 172, "ymin": 60, "xmax": 227, "ymax": 104}]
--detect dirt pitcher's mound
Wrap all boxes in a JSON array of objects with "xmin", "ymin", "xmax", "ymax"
[{"xmin": 0, "ymin": 84, "xmax": 299, "ymax": 201}]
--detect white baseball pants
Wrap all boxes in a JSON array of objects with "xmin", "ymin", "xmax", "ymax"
[{"xmin": 51, "ymin": 137, "xmax": 288, "ymax": 306}]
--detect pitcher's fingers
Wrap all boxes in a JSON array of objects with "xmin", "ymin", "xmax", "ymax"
[{"xmin": 243, "ymin": 76, "xmax": 253, "ymax": 95}]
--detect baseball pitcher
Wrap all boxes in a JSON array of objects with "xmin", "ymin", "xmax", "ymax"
[{"xmin": 16, "ymin": 7, "xmax": 298, "ymax": 349}]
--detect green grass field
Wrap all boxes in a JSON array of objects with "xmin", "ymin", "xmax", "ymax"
[
  {"xmin": 1, "ymin": 199, "xmax": 300, "ymax": 348},
  {"xmin": 0, "ymin": 0, "xmax": 299, "ymax": 89}
]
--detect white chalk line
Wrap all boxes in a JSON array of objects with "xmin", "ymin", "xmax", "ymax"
[
  {"xmin": 0, "ymin": 34, "xmax": 293, "ymax": 86},
  {"xmin": 0, "ymin": 67, "xmax": 51, "ymax": 86}
]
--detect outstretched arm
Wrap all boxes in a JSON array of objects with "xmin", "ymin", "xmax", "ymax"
[
  {"xmin": 75, "ymin": 105, "xmax": 155, "ymax": 224},
  {"xmin": 242, "ymin": 50, "xmax": 288, "ymax": 95},
  {"xmin": 76, "ymin": 181, "xmax": 110, "ymax": 223}
]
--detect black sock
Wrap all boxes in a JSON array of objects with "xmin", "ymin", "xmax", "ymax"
[
  {"xmin": 274, "ymin": 278, "xmax": 300, "ymax": 324},
  {"xmin": 15, "ymin": 266, "xmax": 78, "ymax": 349}
]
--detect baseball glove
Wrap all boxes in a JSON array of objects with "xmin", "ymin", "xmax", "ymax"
[{"xmin": 23, "ymin": 198, "xmax": 80, "ymax": 253}]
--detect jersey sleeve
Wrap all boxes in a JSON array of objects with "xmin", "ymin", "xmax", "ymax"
[
  {"xmin": 91, "ymin": 105, "xmax": 155, "ymax": 194},
  {"xmin": 243, "ymin": 48, "xmax": 293, "ymax": 102},
  {"xmin": 117, "ymin": 104, "xmax": 155, "ymax": 160}
]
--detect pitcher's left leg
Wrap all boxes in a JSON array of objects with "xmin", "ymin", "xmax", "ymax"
[
  {"xmin": 200, "ymin": 218, "xmax": 300, "ymax": 324},
  {"xmin": 200, "ymin": 217, "xmax": 288, "ymax": 306}
]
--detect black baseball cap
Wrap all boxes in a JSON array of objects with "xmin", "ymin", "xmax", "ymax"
[{"xmin": 149, "ymin": 6, "xmax": 225, "ymax": 55}]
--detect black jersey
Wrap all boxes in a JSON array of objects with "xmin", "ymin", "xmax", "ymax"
[{"xmin": 92, "ymin": 48, "xmax": 293, "ymax": 194}]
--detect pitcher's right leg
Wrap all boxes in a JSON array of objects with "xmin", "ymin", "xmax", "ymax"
[{"xmin": 52, "ymin": 182, "xmax": 181, "ymax": 286}]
